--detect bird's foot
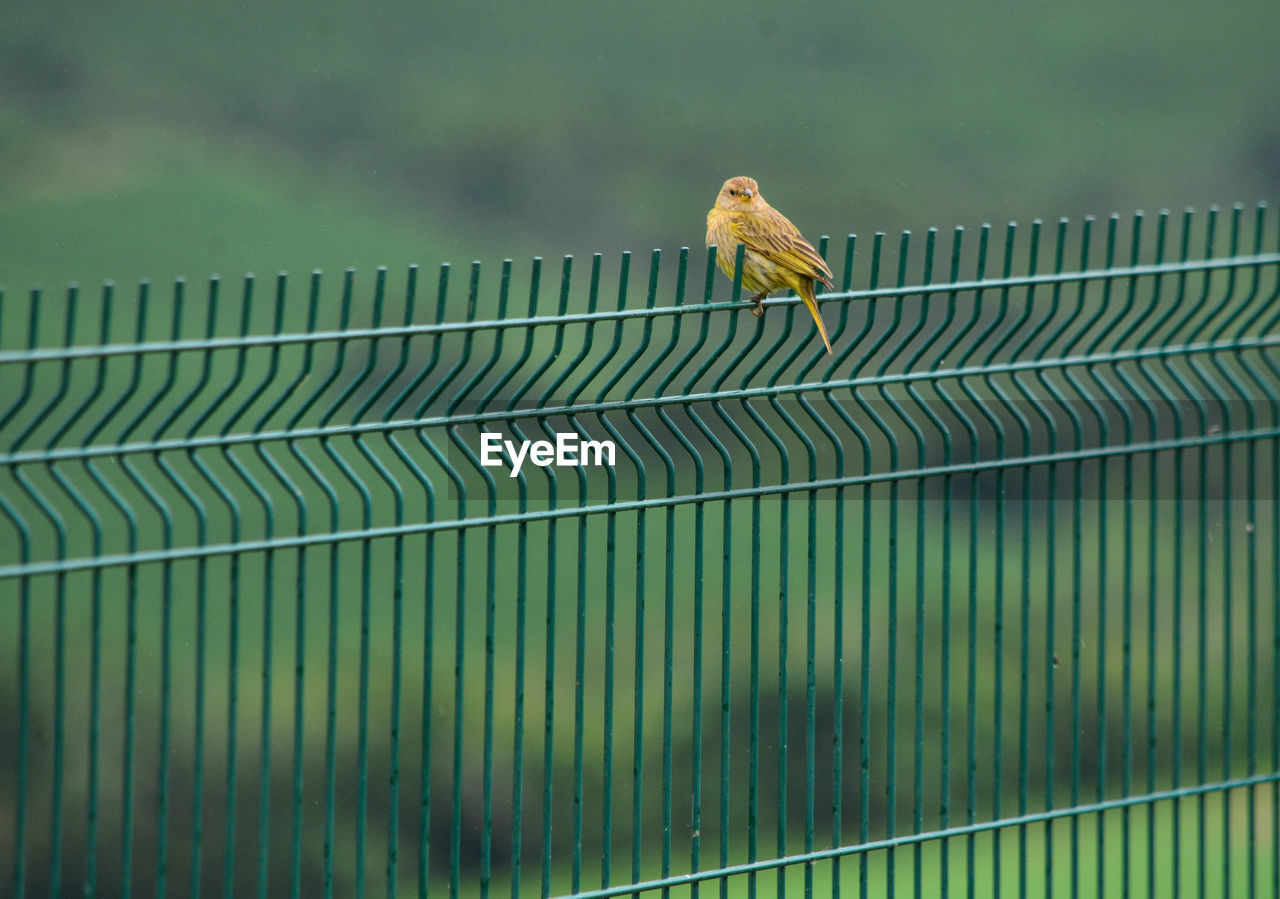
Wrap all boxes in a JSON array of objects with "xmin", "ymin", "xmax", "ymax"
[{"xmin": 749, "ymin": 293, "xmax": 766, "ymax": 317}]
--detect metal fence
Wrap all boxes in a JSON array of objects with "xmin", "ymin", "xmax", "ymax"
[{"xmin": 3, "ymin": 204, "xmax": 1280, "ymax": 897}]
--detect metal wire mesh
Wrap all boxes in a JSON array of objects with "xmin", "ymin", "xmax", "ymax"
[{"xmin": 3, "ymin": 204, "xmax": 1280, "ymax": 897}]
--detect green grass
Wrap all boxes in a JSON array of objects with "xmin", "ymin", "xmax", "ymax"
[
  {"xmin": 449, "ymin": 785, "xmax": 1278, "ymax": 897},
  {"xmin": 4, "ymin": 494, "xmax": 1276, "ymax": 894},
  {"xmin": 0, "ymin": 126, "xmax": 463, "ymax": 293},
  {"xmin": 3, "ymin": 1, "xmax": 1279, "ymax": 294}
]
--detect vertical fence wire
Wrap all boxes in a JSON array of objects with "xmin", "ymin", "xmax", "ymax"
[{"xmin": 2, "ymin": 204, "xmax": 1280, "ymax": 898}]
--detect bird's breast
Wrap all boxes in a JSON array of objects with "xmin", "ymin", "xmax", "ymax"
[{"xmin": 706, "ymin": 210, "xmax": 733, "ymax": 248}]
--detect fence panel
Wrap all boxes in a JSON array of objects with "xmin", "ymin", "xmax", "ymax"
[{"xmin": 3, "ymin": 204, "xmax": 1280, "ymax": 896}]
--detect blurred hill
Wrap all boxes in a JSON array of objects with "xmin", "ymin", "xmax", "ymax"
[{"xmin": 2, "ymin": 1, "xmax": 1278, "ymax": 291}]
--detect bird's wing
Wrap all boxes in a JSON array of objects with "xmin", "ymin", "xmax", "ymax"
[{"xmin": 728, "ymin": 208, "xmax": 834, "ymax": 287}]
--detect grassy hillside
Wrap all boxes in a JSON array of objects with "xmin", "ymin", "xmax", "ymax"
[{"xmin": 2, "ymin": 1, "xmax": 1278, "ymax": 292}]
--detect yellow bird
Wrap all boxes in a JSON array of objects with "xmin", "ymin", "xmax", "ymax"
[{"xmin": 705, "ymin": 176, "xmax": 835, "ymax": 354}]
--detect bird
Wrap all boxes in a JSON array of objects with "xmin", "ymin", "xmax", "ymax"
[{"xmin": 705, "ymin": 176, "xmax": 835, "ymax": 354}]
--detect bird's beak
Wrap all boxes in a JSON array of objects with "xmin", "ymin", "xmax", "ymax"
[{"xmin": 742, "ymin": 188, "xmax": 753, "ymax": 199}]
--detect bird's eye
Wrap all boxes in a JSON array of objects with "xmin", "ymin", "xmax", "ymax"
[{"xmin": 728, "ymin": 189, "xmax": 737, "ymax": 196}]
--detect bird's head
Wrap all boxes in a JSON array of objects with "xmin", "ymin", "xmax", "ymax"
[{"xmin": 714, "ymin": 176, "xmax": 762, "ymax": 211}]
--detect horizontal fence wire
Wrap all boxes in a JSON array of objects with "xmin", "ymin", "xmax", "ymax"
[{"xmin": 2, "ymin": 203, "xmax": 1279, "ymax": 897}]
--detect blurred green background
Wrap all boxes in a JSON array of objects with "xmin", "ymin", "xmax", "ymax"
[
  {"xmin": 4, "ymin": 2, "xmax": 1280, "ymax": 897},
  {"xmin": 2, "ymin": 1, "xmax": 1278, "ymax": 293}
]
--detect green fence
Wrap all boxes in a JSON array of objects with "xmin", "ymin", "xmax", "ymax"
[{"xmin": 3, "ymin": 204, "xmax": 1280, "ymax": 897}]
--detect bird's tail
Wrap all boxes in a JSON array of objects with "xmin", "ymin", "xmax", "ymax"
[{"xmin": 799, "ymin": 282, "xmax": 834, "ymax": 355}]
